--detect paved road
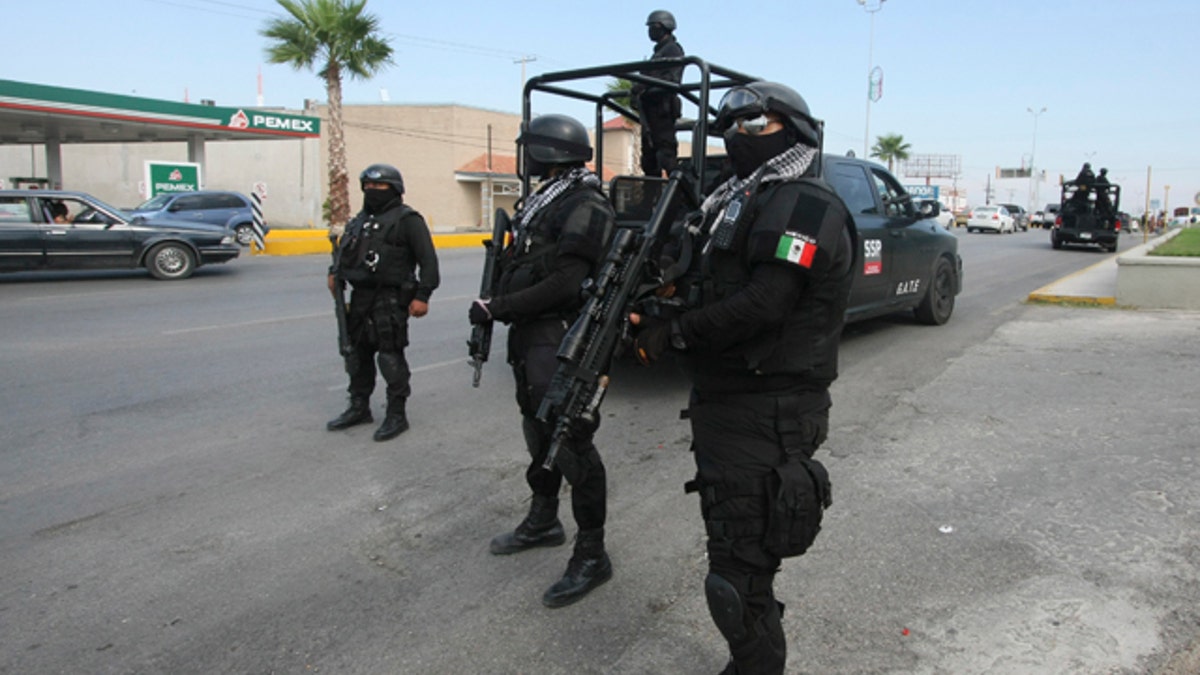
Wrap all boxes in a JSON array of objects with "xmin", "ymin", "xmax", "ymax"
[{"xmin": 2, "ymin": 229, "xmax": 1196, "ymax": 674}]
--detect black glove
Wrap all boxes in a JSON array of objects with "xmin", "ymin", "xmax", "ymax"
[
  {"xmin": 468, "ymin": 299, "xmax": 492, "ymax": 325},
  {"xmin": 633, "ymin": 316, "xmax": 672, "ymax": 366}
]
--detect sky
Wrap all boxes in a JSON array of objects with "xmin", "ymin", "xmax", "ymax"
[{"xmin": 5, "ymin": 0, "xmax": 1199, "ymax": 214}]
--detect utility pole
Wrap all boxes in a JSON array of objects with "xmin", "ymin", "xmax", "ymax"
[
  {"xmin": 514, "ymin": 55, "xmax": 537, "ymax": 95},
  {"xmin": 1144, "ymin": 165, "xmax": 1152, "ymax": 243},
  {"xmin": 985, "ymin": 173, "xmax": 993, "ymax": 205}
]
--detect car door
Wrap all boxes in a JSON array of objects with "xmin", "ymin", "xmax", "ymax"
[
  {"xmin": 0, "ymin": 196, "xmax": 45, "ymax": 270},
  {"xmin": 39, "ymin": 197, "xmax": 135, "ymax": 269},
  {"xmin": 867, "ymin": 166, "xmax": 927, "ymax": 305},
  {"xmin": 822, "ymin": 158, "xmax": 891, "ymax": 314}
]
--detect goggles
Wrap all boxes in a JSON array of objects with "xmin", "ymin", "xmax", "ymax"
[
  {"xmin": 363, "ymin": 168, "xmax": 388, "ymax": 181},
  {"xmin": 716, "ymin": 87, "xmax": 768, "ymax": 131},
  {"xmin": 731, "ymin": 114, "xmax": 772, "ymax": 136}
]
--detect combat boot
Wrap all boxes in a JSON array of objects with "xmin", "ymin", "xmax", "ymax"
[
  {"xmin": 542, "ymin": 527, "xmax": 612, "ymax": 608},
  {"xmin": 327, "ymin": 397, "xmax": 372, "ymax": 431},
  {"xmin": 373, "ymin": 397, "xmax": 409, "ymax": 441},
  {"xmin": 489, "ymin": 495, "xmax": 566, "ymax": 555}
]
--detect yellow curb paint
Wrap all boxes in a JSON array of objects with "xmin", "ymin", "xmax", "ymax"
[
  {"xmin": 1026, "ymin": 293, "xmax": 1117, "ymax": 306},
  {"xmin": 253, "ymin": 229, "xmax": 490, "ymax": 256}
]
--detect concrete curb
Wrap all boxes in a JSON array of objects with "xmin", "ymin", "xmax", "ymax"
[
  {"xmin": 1026, "ymin": 256, "xmax": 1118, "ymax": 306},
  {"xmin": 251, "ymin": 229, "xmax": 489, "ymax": 256}
]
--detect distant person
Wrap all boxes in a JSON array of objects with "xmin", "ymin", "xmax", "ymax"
[
  {"xmin": 1094, "ymin": 168, "xmax": 1113, "ymax": 216},
  {"xmin": 632, "ymin": 9, "xmax": 684, "ymax": 177},
  {"xmin": 45, "ymin": 200, "xmax": 71, "ymax": 223},
  {"xmin": 1074, "ymin": 162, "xmax": 1095, "ymax": 186},
  {"xmin": 326, "ymin": 163, "xmax": 440, "ymax": 442}
]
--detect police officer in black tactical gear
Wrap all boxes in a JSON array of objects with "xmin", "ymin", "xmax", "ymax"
[
  {"xmin": 633, "ymin": 9, "xmax": 685, "ymax": 177},
  {"xmin": 468, "ymin": 114, "xmax": 616, "ymax": 608},
  {"xmin": 631, "ymin": 82, "xmax": 856, "ymax": 674},
  {"xmin": 327, "ymin": 164, "xmax": 440, "ymax": 442}
]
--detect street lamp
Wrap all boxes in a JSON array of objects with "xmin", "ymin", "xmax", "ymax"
[
  {"xmin": 858, "ymin": 0, "xmax": 886, "ymax": 159},
  {"xmin": 1027, "ymin": 106, "xmax": 1046, "ymax": 213}
]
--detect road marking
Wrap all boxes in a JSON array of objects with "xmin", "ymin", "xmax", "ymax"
[
  {"xmin": 163, "ymin": 312, "xmax": 327, "ymax": 335},
  {"xmin": 325, "ymin": 357, "xmax": 470, "ymax": 390}
]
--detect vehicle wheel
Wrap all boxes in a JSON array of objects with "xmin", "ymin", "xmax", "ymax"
[
  {"xmin": 147, "ymin": 242, "xmax": 196, "ymax": 280},
  {"xmin": 1051, "ymin": 232, "xmax": 1062, "ymax": 249},
  {"xmin": 234, "ymin": 224, "xmax": 254, "ymax": 246},
  {"xmin": 914, "ymin": 257, "xmax": 956, "ymax": 326}
]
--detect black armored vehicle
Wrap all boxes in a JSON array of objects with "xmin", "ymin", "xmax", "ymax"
[
  {"xmin": 516, "ymin": 56, "xmax": 963, "ymax": 326},
  {"xmin": 1051, "ymin": 179, "xmax": 1121, "ymax": 252}
]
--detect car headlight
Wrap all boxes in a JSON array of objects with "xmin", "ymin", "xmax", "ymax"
[{"xmin": 221, "ymin": 235, "xmax": 235, "ymax": 245}]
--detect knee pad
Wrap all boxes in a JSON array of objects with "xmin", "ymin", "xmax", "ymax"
[
  {"xmin": 705, "ymin": 571, "xmax": 748, "ymax": 645},
  {"xmin": 554, "ymin": 442, "xmax": 600, "ymax": 486},
  {"xmin": 376, "ymin": 351, "xmax": 406, "ymax": 382}
]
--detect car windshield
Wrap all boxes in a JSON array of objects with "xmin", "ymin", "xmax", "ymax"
[
  {"xmin": 134, "ymin": 194, "xmax": 173, "ymax": 211},
  {"xmin": 974, "ymin": 207, "xmax": 997, "ymax": 215}
]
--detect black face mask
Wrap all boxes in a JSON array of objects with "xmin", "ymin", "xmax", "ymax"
[
  {"xmin": 648, "ymin": 25, "xmax": 667, "ymax": 42},
  {"xmin": 363, "ymin": 188, "xmax": 397, "ymax": 214},
  {"xmin": 724, "ymin": 131, "xmax": 793, "ymax": 179},
  {"xmin": 521, "ymin": 156, "xmax": 548, "ymax": 181}
]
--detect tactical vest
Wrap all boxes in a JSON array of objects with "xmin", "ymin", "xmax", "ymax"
[
  {"xmin": 338, "ymin": 204, "xmax": 417, "ymax": 288},
  {"xmin": 497, "ymin": 185, "xmax": 610, "ymax": 317},
  {"xmin": 693, "ymin": 178, "xmax": 854, "ymax": 383}
]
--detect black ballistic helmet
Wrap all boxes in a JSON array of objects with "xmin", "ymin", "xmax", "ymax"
[
  {"xmin": 360, "ymin": 163, "xmax": 405, "ymax": 195},
  {"xmin": 646, "ymin": 9, "xmax": 676, "ymax": 31},
  {"xmin": 518, "ymin": 114, "xmax": 593, "ymax": 165},
  {"xmin": 715, "ymin": 81, "xmax": 821, "ymax": 148}
]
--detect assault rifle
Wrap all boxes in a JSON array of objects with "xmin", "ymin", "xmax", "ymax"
[
  {"xmin": 536, "ymin": 175, "xmax": 692, "ymax": 473},
  {"xmin": 467, "ymin": 208, "xmax": 510, "ymax": 387},
  {"xmin": 332, "ymin": 273, "xmax": 358, "ymax": 376}
]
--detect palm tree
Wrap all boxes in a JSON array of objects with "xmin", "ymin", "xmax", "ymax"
[
  {"xmin": 870, "ymin": 133, "xmax": 912, "ymax": 173},
  {"xmin": 261, "ymin": 0, "xmax": 393, "ymax": 228}
]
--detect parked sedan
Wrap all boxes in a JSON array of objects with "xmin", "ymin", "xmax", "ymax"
[
  {"xmin": 0, "ymin": 190, "xmax": 239, "ymax": 279},
  {"xmin": 998, "ymin": 203, "xmax": 1030, "ymax": 231},
  {"xmin": 966, "ymin": 205, "xmax": 1016, "ymax": 234},
  {"xmin": 129, "ymin": 190, "xmax": 265, "ymax": 247}
]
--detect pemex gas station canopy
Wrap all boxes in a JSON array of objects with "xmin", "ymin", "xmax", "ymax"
[{"xmin": 0, "ymin": 79, "xmax": 320, "ymax": 146}]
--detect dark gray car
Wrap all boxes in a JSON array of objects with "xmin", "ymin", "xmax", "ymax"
[{"xmin": 0, "ymin": 189, "xmax": 239, "ymax": 279}]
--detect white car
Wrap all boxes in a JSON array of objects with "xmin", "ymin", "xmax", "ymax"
[
  {"xmin": 922, "ymin": 200, "xmax": 955, "ymax": 229},
  {"xmin": 966, "ymin": 205, "xmax": 1015, "ymax": 233}
]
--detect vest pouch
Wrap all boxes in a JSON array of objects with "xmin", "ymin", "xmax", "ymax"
[{"xmin": 763, "ymin": 456, "xmax": 831, "ymax": 558}]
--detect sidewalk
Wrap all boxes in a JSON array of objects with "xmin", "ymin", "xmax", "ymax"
[{"xmin": 1026, "ymin": 254, "xmax": 1119, "ymax": 306}]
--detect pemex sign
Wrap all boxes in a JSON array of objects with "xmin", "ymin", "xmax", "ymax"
[{"xmin": 145, "ymin": 161, "xmax": 201, "ymax": 197}]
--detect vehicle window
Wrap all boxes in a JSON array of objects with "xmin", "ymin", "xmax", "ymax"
[
  {"xmin": 192, "ymin": 194, "xmax": 232, "ymax": 210},
  {"xmin": 215, "ymin": 194, "xmax": 247, "ymax": 208},
  {"xmin": 870, "ymin": 169, "xmax": 909, "ymax": 218},
  {"xmin": 973, "ymin": 207, "xmax": 997, "ymax": 216},
  {"xmin": 0, "ymin": 197, "xmax": 33, "ymax": 222},
  {"xmin": 135, "ymin": 194, "xmax": 172, "ymax": 210},
  {"xmin": 172, "ymin": 195, "xmax": 204, "ymax": 210},
  {"xmin": 825, "ymin": 163, "xmax": 878, "ymax": 215}
]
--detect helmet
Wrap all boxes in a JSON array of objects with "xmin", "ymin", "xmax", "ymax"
[
  {"xmin": 715, "ymin": 81, "xmax": 821, "ymax": 147},
  {"xmin": 1099, "ymin": 167, "xmax": 1108, "ymax": 175},
  {"xmin": 360, "ymin": 163, "xmax": 405, "ymax": 195},
  {"xmin": 646, "ymin": 10, "xmax": 676, "ymax": 31},
  {"xmin": 518, "ymin": 114, "xmax": 593, "ymax": 165}
]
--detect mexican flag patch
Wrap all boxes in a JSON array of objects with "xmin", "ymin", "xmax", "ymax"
[{"xmin": 775, "ymin": 231, "xmax": 817, "ymax": 268}]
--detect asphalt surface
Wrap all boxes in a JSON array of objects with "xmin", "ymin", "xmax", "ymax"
[{"xmin": 2, "ymin": 231, "xmax": 1199, "ymax": 674}]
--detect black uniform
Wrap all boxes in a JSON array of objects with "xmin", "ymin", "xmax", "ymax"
[
  {"xmin": 673, "ymin": 171, "xmax": 856, "ymax": 674},
  {"xmin": 331, "ymin": 197, "xmax": 439, "ymax": 410},
  {"xmin": 636, "ymin": 35, "xmax": 685, "ymax": 177},
  {"xmin": 489, "ymin": 173, "xmax": 615, "ymax": 534}
]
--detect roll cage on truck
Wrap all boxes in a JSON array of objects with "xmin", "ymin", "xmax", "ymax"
[
  {"xmin": 495, "ymin": 58, "xmax": 960, "ymax": 464},
  {"xmin": 513, "ymin": 55, "xmax": 961, "ymax": 327}
]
